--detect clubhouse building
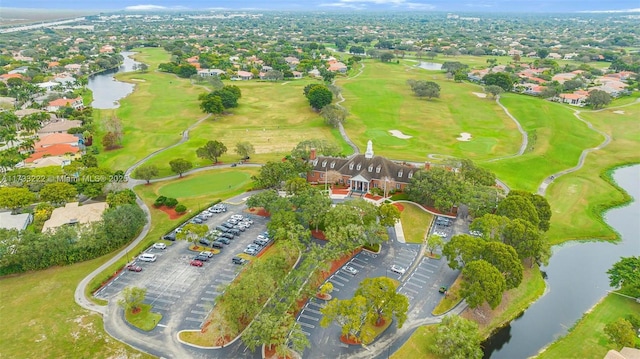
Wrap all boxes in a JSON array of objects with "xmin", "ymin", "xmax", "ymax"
[{"xmin": 306, "ymin": 141, "xmax": 419, "ymax": 194}]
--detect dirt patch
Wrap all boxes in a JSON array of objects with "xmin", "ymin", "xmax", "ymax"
[
  {"xmin": 461, "ymin": 292, "xmax": 509, "ymax": 329},
  {"xmin": 364, "ymin": 193, "xmax": 383, "ymax": 201},
  {"xmin": 388, "ymin": 129, "xmax": 413, "ymax": 139},
  {"xmin": 457, "ymin": 132, "xmax": 472, "ymax": 141},
  {"xmin": 155, "ymin": 205, "xmax": 184, "ymax": 220},
  {"xmin": 340, "ymin": 334, "xmax": 361, "ymax": 345},
  {"xmin": 332, "ymin": 188, "xmax": 350, "ymax": 195},
  {"xmin": 613, "ymin": 110, "xmax": 625, "ymax": 114},
  {"xmin": 393, "ymin": 203, "xmax": 405, "ymax": 212},
  {"xmin": 472, "ymin": 92, "xmax": 487, "ymax": 98},
  {"xmin": 310, "ymin": 229, "xmax": 326, "ymax": 240},
  {"xmin": 247, "ymin": 207, "xmax": 270, "ymax": 217}
]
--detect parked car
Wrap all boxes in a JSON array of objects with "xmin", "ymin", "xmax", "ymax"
[
  {"xmin": 230, "ymin": 163, "xmax": 237, "ymax": 167},
  {"xmin": 231, "ymin": 214, "xmax": 244, "ymax": 221},
  {"xmin": 216, "ymin": 225, "xmax": 230, "ymax": 233},
  {"xmin": 433, "ymin": 231, "xmax": 447, "ymax": 238},
  {"xmin": 217, "ymin": 237, "xmax": 231, "ymax": 245},
  {"xmin": 194, "ymin": 254, "xmax": 210, "ymax": 262},
  {"xmin": 229, "ymin": 228, "xmax": 241, "ymax": 236},
  {"xmin": 199, "ymin": 238, "xmax": 212, "ymax": 246},
  {"xmin": 191, "ymin": 218, "xmax": 203, "ymax": 224},
  {"xmin": 232, "ymin": 256, "xmax": 247, "ymax": 265},
  {"xmin": 222, "ymin": 222, "xmax": 234, "ymax": 229},
  {"xmin": 256, "ymin": 234, "xmax": 268, "ymax": 241},
  {"xmin": 227, "ymin": 218, "xmax": 239, "ymax": 225},
  {"xmin": 220, "ymin": 232, "xmax": 235, "ymax": 239},
  {"xmin": 211, "ymin": 240, "xmax": 225, "ymax": 249},
  {"xmin": 126, "ymin": 264, "xmax": 142, "ymax": 272},
  {"xmin": 390, "ymin": 264, "xmax": 406, "ymax": 275},
  {"xmin": 153, "ymin": 243, "xmax": 167, "ymax": 250},
  {"xmin": 163, "ymin": 232, "xmax": 176, "ymax": 241},
  {"xmin": 254, "ymin": 238, "xmax": 269, "ymax": 246},
  {"xmin": 200, "ymin": 251, "xmax": 214, "ymax": 258},
  {"xmin": 342, "ymin": 265, "xmax": 359, "ymax": 275},
  {"xmin": 244, "ymin": 248, "xmax": 259, "ymax": 255},
  {"xmin": 190, "ymin": 260, "xmax": 204, "ymax": 267},
  {"xmin": 246, "ymin": 243, "xmax": 261, "ymax": 250},
  {"xmin": 439, "ymin": 286, "xmax": 447, "ymax": 294},
  {"xmin": 138, "ymin": 253, "xmax": 157, "ymax": 262}
]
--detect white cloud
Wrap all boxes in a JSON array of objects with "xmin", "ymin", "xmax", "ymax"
[
  {"xmin": 578, "ymin": 8, "xmax": 640, "ymax": 13},
  {"xmin": 319, "ymin": 0, "xmax": 436, "ymax": 10},
  {"xmin": 319, "ymin": 2, "xmax": 367, "ymax": 9},
  {"xmin": 124, "ymin": 5, "xmax": 167, "ymax": 10}
]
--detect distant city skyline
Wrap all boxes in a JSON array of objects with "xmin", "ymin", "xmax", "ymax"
[{"xmin": 2, "ymin": 0, "xmax": 640, "ymax": 13}]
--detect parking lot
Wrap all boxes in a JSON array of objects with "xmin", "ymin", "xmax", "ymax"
[{"xmin": 95, "ymin": 201, "xmax": 270, "ymax": 331}]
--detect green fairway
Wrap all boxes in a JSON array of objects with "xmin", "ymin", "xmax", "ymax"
[
  {"xmin": 95, "ymin": 47, "xmax": 208, "ymax": 172},
  {"xmin": 399, "ymin": 202, "xmax": 434, "ymax": 244},
  {"xmin": 158, "ymin": 170, "xmax": 252, "ymax": 198},
  {"xmin": 481, "ymin": 94, "xmax": 604, "ymax": 192},
  {"xmin": 544, "ymin": 99, "xmax": 640, "ymax": 243},
  {"xmin": 338, "ymin": 60, "xmax": 521, "ymax": 162},
  {"xmin": 536, "ymin": 294, "xmax": 640, "ymax": 359},
  {"xmin": 399, "ymin": 55, "xmax": 612, "ymax": 70}
]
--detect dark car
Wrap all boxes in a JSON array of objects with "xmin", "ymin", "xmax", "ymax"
[
  {"xmin": 210, "ymin": 240, "xmax": 225, "ymax": 249},
  {"xmin": 222, "ymin": 222, "xmax": 235, "ymax": 229},
  {"xmin": 194, "ymin": 254, "xmax": 210, "ymax": 262},
  {"xmin": 217, "ymin": 237, "xmax": 231, "ymax": 245},
  {"xmin": 126, "ymin": 264, "xmax": 142, "ymax": 272},
  {"xmin": 216, "ymin": 225, "xmax": 230, "ymax": 233},
  {"xmin": 199, "ymin": 238, "xmax": 212, "ymax": 247},
  {"xmin": 191, "ymin": 217, "xmax": 203, "ymax": 224},
  {"xmin": 162, "ymin": 232, "xmax": 176, "ymax": 241},
  {"xmin": 228, "ymin": 228, "xmax": 241, "ymax": 236},
  {"xmin": 230, "ymin": 163, "xmax": 237, "ymax": 167},
  {"xmin": 220, "ymin": 232, "xmax": 235, "ymax": 239},
  {"xmin": 439, "ymin": 286, "xmax": 447, "ymax": 294},
  {"xmin": 232, "ymin": 256, "xmax": 247, "ymax": 265}
]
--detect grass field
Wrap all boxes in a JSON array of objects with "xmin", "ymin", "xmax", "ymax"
[
  {"xmin": 544, "ymin": 98, "xmax": 640, "ymax": 243},
  {"xmin": 399, "ymin": 202, "xmax": 434, "ymax": 244},
  {"xmin": 338, "ymin": 60, "xmax": 520, "ymax": 162},
  {"xmin": 390, "ymin": 325, "xmax": 437, "ymax": 359},
  {"xmin": 0, "ymin": 257, "xmax": 154, "ymax": 359},
  {"xmin": 140, "ymin": 78, "xmax": 344, "ymax": 177},
  {"xmin": 400, "ymin": 54, "xmax": 612, "ymax": 70},
  {"xmin": 482, "ymin": 94, "xmax": 604, "ymax": 192},
  {"xmin": 158, "ymin": 170, "xmax": 252, "ymax": 198},
  {"xmin": 536, "ymin": 294, "xmax": 640, "ymax": 359}
]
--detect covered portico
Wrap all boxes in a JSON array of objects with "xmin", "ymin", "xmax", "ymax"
[{"xmin": 349, "ymin": 174, "xmax": 370, "ymax": 193}]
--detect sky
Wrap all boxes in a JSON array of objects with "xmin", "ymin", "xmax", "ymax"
[{"xmin": 1, "ymin": 0, "xmax": 640, "ymax": 13}]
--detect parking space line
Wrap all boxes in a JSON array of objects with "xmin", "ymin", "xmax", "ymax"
[
  {"xmin": 306, "ymin": 303, "xmax": 324, "ymax": 310},
  {"xmin": 339, "ymin": 343, "xmax": 349, "ymax": 348},
  {"xmin": 185, "ymin": 317, "xmax": 201, "ymax": 322},
  {"xmin": 401, "ymin": 286, "xmax": 418, "ymax": 294},
  {"xmin": 422, "ymin": 262, "xmax": 439, "ymax": 268},
  {"xmin": 200, "ymin": 297, "xmax": 216, "ymax": 302},
  {"xmin": 333, "ymin": 273, "xmax": 350, "ymax": 281},
  {"xmin": 191, "ymin": 310, "xmax": 207, "ymax": 315},
  {"xmin": 302, "ymin": 331, "xmax": 311, "ymax": 336},
  {"xmin": 412, "ymin": 272, "xmax": 430, "ymax": 279},
  {"xmin": 410, "ymin": 277, "xmax": 427, "ymax": 284},
  {"xmin": 328, "ymin": 279, "xmax": 344, "ymax": 287},
  {"xmin": 147, "ymin": 297, "xmax": 173, "ymax": 304},
  {"xmin": 300, "ymin": 314, "xmax": 319, "ymax": 321},
  {"xmin": 348, "ymin": 262, "xmax": 365, "ymax": 269},
  {"xmin": 205, "ymin": 290, "xmax": 220, "ymax": 295},
  {"xmin": 299, "ymin": 322, "xmax": 315, "ymax": 329},
  {"xmin": 406, "ymin": 281, "xmax": 422, "ymax": 289},
  {"xmin": 351, "ymin": 258, "xmax": 367, "ymax": 265}
]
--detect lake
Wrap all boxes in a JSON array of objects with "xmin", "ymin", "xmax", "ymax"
[
  {"xmin": 484, "ymin": 164, "xmax": 640, "ymax": 358},
  {"xmin": 87, "ymin": 51, "xmax": 138, "ymax": 109}
]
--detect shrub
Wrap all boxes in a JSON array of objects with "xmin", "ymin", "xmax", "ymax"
[
  {"xmin": 164, "ymin": 198, "xmax": 178, "ymax": 208},
  {"xmin": 154, "ymin": 195, "xmax": 167, "ymax": 208},
  {"xmin": 175, "ymin": 204, "xmax": 187, "ymax": 213}
]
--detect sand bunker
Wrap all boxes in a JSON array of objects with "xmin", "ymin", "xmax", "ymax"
[
  {"xmin": 457, "ymin": 132, "xmax": 472, "ymax": 141},
  {"xmin": 613, "ymin": 110, "xmax": 625, "ymax": 114},
  {"xmin": 389, "ymin": 130, "xmax": 412, "ymax": 139},
  {"xmin": 472, "ymin": 92, "xmax": 487, "ymax": 98},
  {"xmin": 130, "ymin": 79, "xmax": 146, "ymax": 82}
]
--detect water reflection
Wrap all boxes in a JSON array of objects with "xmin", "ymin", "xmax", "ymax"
[{"xmin": 87, "ymin": 51, "xmax": 139, "ymax": 109}]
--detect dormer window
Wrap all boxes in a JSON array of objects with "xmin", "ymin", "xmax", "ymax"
[
  {"xmin": 356, "ymin": 164, "xmax": 361, "ymax": 170},
  {"xmin": 368, "ymin": 165, "xmax": 373, "ymax": 172},
  {"xmin": 349, "ymin": 163, "xmax": 354, "ymax": 170},
  {"xmin": 330, "ymin": 162, "xmax": 335, "ymax": 169},
  {"xmin": 322, "ymin": 160, "xmax": 327, "ymax": 167},
  {"xmin": 313, "ymin": 159, "xmax": 318, "ymax": 166},
  {"xmin": 376, "ymin": 165, "xmax": 381, "ymax": 173},
  {"xmin": 408, "ymin": 171, "xmax": 413, "ymax": 179},
  {"xmin": 398, "ymin": 170, "xmax": 403, "ymax": 177}
]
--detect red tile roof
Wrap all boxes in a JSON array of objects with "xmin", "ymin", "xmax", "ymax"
[
  {"xmin": 25, "ymin": 143, "xmax": 79, "ymax": 163},
  {"xmin": 48, "ymin": 97, "xmax": 81, "ymax": 107},
  {"xmin": 35, "ymin": 133, "xmax": 78, "ymax": 148}
]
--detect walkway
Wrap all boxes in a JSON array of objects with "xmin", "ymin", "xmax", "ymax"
[
  {"xmin": 486, "ymin": 95, "xmax": 528, "ymax": 162},
  {"xmin": 334, "ymin": 61, "xmax": 366, "ymax": 156}
]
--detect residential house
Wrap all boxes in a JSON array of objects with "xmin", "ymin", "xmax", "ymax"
[
  {"xmin": 42, "ymin": 202, "xmax": 108, "ymax": 232},
  {"xmin": 559, "ymin": 91, "xmax": 589, "ymax": 106},
  {"xmin": 197, "ymin": 68, "xmax": 225, "ymax": 77},
  {"xmin": 28, "ymin": 156, "xmax": 73, "ymax": 168},
  {"xmin": 0, "ymin": 73, "xmax": 24, "ymax": 82},
  {"xmin": 284, "ymin": 56, "xmax": 300, "ymax": 69},
  {"xmin": 308, "ymin": 68, "xmax": 321, "ymax": 78},
  {"xmin": 8, "ymin": 66, "xmax": 29, "ymax": 74},
  {"xmin": 604, "ymin": 347, "xmax": 640, "ymax": 359},
  {"xmin": 233, "ymin": 71, "xmax": 253, "ymax": 80},
  {"xmin": 46, "ymin": 97, "xmax": 84, "ymax": 112},
  {"xmin": 99, "ymin": 45, "xmax": 115, "ymax": 53},
  {"xmin": 306, "ymin": 141, "xmax": 417, "ymax": 193},
  {"xmin": 552, "ymin": 72, "xmax": 577, "ymax": 84},
  {"xmin": 0, "ymin": 212, "xmax": 33, "ymax": 231},
  {"xmin": 53, "ymin": 73, "xmax": 77, "ymax": 85},
  {"xmin": 63, "ymin": 64, "xmax": 82, "ymax": 73},
  {"xmin": 327, "ymin": 61, "xmax": 348, "ymax": 73},
  {"xmin": 563, "ymin": 52, "xmax": 579, "ymax": 60},
  {"xmin": 37, "ymin": 81, "xmax": 62, "ymax": 92},
  {"xmin": 292, "ymin": 71, "xmax": 303, "ymax": 79},
  {"xmin": 522, "ymin": 83, "xmax": 546, "ymax": 96},
  {"xmin": 38, "ymin": 119, "xmax": 82, "ymax": 135},
  {"xmin": 35, "ymin": 133, "xmax": 79, "ymax": 148},
  {"xmin": 547, "ymin": 53, "xmax": 562, "ymax": 60}
]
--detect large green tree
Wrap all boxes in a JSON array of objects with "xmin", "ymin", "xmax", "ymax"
[
  {"xmin": 443, "ymin": 234, "xmax": 485, "ymax": 269},
  {"xmin": 587, "ymin": 89, "xmax": 612, "ymax": 109},
  {"xmin": 133, "ymin": 164, "xmax": 159, "ymax": 184},
  {"xmin": 431, "ymin": 315, "xmax": 483, "ymax": 359},
  {"xmin": 118, "ymin": 286, "xmax": 147, "ymax": 312},
  {"xmin": 306, "ymin": 85, "xmax": 333, "ymax": 111},
  {"xmin": 461, "ymin": 259, "xmax": 507, "ymax": 309},
  {"xmin": 378, "ymin": 203, "xmax": 401, "ymax": 227},
  {"xmin": 199, "ymin": 94, "xmax": 224, "ymax": 114},
  {"xmin": 234, "ymin": 141, "xmax": 255, "ymax": 159},
  {"xmin": 607, "ymin": 256, "xmax": 640, "ymax": 297},
  {"xmin": 354, "ymin": 277, "xmax": 409, "ymax": 327},
  {"xmin": 503, "ymin": 219, "xmax": 549, "ymax": 266},
  {"xmin": 320, "ymin": 104, "xmax": 348, "ymax": 128},
  {"xmin": 0, "ymin": 187, "xmax": 35, "ymax": 213},
  {"xmin": 482, "ymin": 241, "xmax": 523, "ymax": 289},
  {"xmin": 253, "ymin": 160, "xmax": 308, "ymax": 189},
  {"xmin": 320, "ymin": 296, "xmax": 371, "ymax": 343},
  {"xmin": 406, "ymin": 167, "xmax": 467, "ymax": 213},
  {"xmin": 482, "ymin": 72, "xmax": 514, "ymax": 91},
  {"xmin": 496, "ymin": 194, "xmax": 540, "ymax": 229},
  {"xmin": 39, "ymin": 182, "xmax": 77, "ymax": 205},
  {"xmin": 169, "ymin": 158, "xmax": 193, "ymax": 178},
  {"xmin": 196, "ymin": 140, "xmax": 227, "ymax": 164},
  {"xmin": 176, "ymin": 223, "xmax": 208, "ymax": 247},
  {"xmin": 604, "ymin": 318, "xmax": 636, "ymax": 348},
  {"xmin": 76, "ymin": 167, "xmax": 112, "ymax": 198}
]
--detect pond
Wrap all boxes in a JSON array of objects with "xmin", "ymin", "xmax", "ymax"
[
  {"xmin": 87, "ymin": 51, "xmax": 139, "ymax": 109},
  {"xmin": 417, "ymin": 62, "xmax": 443, "ymax": 70},
  {"xmin": 483, "ymin": 164, "xmax": 640, "ymax": 358}
]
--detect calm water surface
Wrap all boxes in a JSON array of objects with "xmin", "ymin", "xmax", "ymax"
[{"xmin": 87, "ymin": 51, "xmax": 139, "ymax": 109}]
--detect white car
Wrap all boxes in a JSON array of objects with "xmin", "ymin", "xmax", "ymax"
[
  {"xmin": 200, "ymin": 251, "xmax": 214, "ymax": 258},
  {"xmin": 343, "ymin": 266, "xmax": 359, "ymax": 275},
  {"xmin": 152, "ymin": 243, "xmax": 167, "ymax": 250},
  {"xmin": 434, "ymin": 231, "xmax": 447, "ymax": 238},
  {"xmin": 390, "ymin": 265, "xmax": 406, "ymax": 275}
]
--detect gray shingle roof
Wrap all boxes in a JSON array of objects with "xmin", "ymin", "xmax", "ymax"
[{"xmin": 310, "ymin": 154, "xmax": 416, "ymax": 183}]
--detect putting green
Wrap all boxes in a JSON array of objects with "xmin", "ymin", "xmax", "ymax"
[{"xmin": 158, "ymin": 171, "xmax": 251, "ymax": 198}]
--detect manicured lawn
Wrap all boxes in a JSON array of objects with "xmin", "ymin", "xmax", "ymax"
[
  {"xmin": 95, "ymin": 47, "xmax": 208, "ymax": 172},
  {"xmin": 482, "ymin": 94, "xmax": 604, "ymax": 192},
  {"xmin": 390, "ymin": 325, "xmax": 438, "ymax": 359},
  {"xmin": 432, "ymin": 275, "xmax": 463, "ymax": 316},
  {"xmin": 159, "ymin": 171, "xmax": 252, "ymax": 198},
  {"xmin": 338, "ymin": 60, "xmax": 521, "ymax": 162},
  {"xmin": 124, "ymin": 303, "xmax": 162, "ymax": 331},
  {"xmin": 399, "ymin": 202, "xmax": 434, "ymax": 244},
  {"xmin": 536, "ymin": 294, "xmax": 640, "ymax": 359},
  {"xmin": 544, "ymin": 99, "xmax": 640, "ymax": 243},
  {"xmin": 399, "ymin": 55, "xmax": 612, "ymax": 70},
  {"xmin": 0, "ymin": 257, "xmax": 154, "ymax": 359}
]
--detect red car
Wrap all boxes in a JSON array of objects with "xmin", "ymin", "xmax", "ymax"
[
  {"xmin": 126, "ymin": 264, "xmax": 142, "ymax": 272},
  {"xmin": 190, "ymin": 260, "xmax": 204, "ymax": 267}
]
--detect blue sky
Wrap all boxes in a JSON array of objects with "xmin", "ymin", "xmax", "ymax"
[{"xmin": 2, "ymin": 0, "xmax": 640, "ymax": 13}]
